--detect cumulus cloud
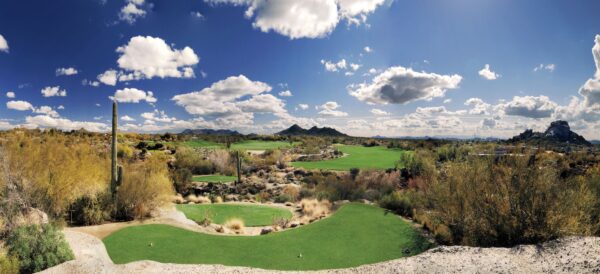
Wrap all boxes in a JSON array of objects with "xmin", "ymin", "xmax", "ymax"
[
  {"xmin": 296, "ymin": 103, "xmax": 309, "ymax": 110},
  {"xmin": 110, "ymin": 88, "xmax": 157, "ymax": 104},
  {"xmin": 481, "ymin": 118, "xmax": 496, "ymax": 128},
  {"xmin": 34, "ymin": 106, "xmax": 59, "ymax": 118},
  {"xmin": 115, "ymin": 36, "xmax": 199, "ymax": 81},
  {"xmin": 56, "ymin": 67, "xmax": 78, "ymax": 76},
  {"xmin": 24, "ymin": 115, "xmax": 108, "ymax": 132},
  {"xmin": 7, "ymin": 100, "xmax": 33, "ymax": 111},
  {"xmin": 364, "ymin": 46, "xmax": 372, "ymax": 53},
  {"xmin": 141, "ymin": 109, "xmax": 176, "ymax": 123},
  {"xmin": 206, "ymin": 0, "xmax": 387, "ymax": 39},
  {"xmin": 321, "ymin": 59, "xmax": 347, "ymax": 72},
  {"xmin": 278, "ymin": 90, "xmax": 292, "ymax": 97},
  {"xmin": 97, "ymin": 69, "xmax": 118, "ymax": 86},
  {"xmin": 370, "ymin": 108, "xmax": 390, "ymax": 116},
  {"xmin": 119, "ymin": 0, "xmax": 148, "ymax": 24},
  {"xmin": 349, "ymin": 66, "xmax": 462, "ymax": 105},
  {"xmin": 121, "ymin": 115, "xmax": 136, "ymax": 121},
  {"xmin": 478, "ymin": 64, "xmax": 500, "ymax": 80},
  {"xmin": 0, "ymin": 34, "xmax": 8, "ymax": 53},
  {"xmin": 465, "ymin": 97, "xmax": 491, "ymax": 115},
  {"xmin": 6, "ymin": 91, "xmax": 15, "ymax": 98},
  {"xmin": 317, "ymin": 101, "xmax": 348, "ymax": 117},
  {"xmin": 41, "ymin": 86, "xmax": 67, "ymax": 97},
  {"xmin": 533, "ymin": 63, "xmax": 556, "ymax": 72},
  {"xmin": 498, "ymin": 95, "xmax": 557, "ymax": 118}
]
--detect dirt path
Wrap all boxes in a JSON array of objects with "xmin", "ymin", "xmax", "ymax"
[{"xmin": 40, "ymin": 230, "xmax": 600, "ymax": 274}]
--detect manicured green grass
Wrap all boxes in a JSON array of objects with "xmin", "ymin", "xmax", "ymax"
[
  {"xmin": 104, "ymin": 204, "xmax": 431, "ymax": 270},
  {"xmin": 176, "ymin": 204, "xmax": 292, "ymax": 227},
  {"xmin": 174, "ymin": 140, "xmax": 223, "ymax": 149},
  {"xmin": 192, "ymin": 175, "xmax": 237, "ymax": 183},
  {"xmin": 291, "ymin": 145, "xmax": 408, "ymax": 171},
  {"xmin": 231, "ymin": 140, "xmax": 298, "ymax": 150}
]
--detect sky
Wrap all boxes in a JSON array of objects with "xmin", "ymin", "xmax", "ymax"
[{"xmin": 1, "ymin": 0, "xmax": 600, "ymax": 139}]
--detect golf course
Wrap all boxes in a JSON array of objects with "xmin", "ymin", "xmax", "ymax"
[
  {"xmin": 292, "ymin": 145, "xmax": 408, "ymax": 171},
  {"xmin": 192, "ymin": 174, "xmax": 237, "ymax": 183},
  {"xmin": 104, "ymin": 203, "xmax": 431, "ymax": 270},
  {"xmin": 174, "ymin": 140, "xmax": 298, "ymax": 150},
  {"xmin": 176, "ymin": 203, "xmax": 293, "ymax": 226}
]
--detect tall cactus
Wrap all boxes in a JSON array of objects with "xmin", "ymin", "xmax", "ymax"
[{"xmin": 110, "ymin": 101, "xmax": 120, "ymax": 197}]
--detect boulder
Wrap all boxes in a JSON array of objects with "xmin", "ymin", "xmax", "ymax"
[
  {"xmin": 15, "ymin": 207, "xmax": 48, "ymax": 227},
  {"xmin": 260, "ymin": 227, "xmax": 273, "ymax": 235}
]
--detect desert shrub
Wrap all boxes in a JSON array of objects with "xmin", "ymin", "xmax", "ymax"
[
  {"xmin": 282, "ymin": 185, "xmax": 300, "ymax": 201},
  {"xmin": 315, "ymin": 174, "xmax": 365, "ymax": 201},
  {"xmin": 173, "ymin": 147, "xmax": 213, "ymax": 175},
  {"xmin": 274, "ymin": 194, "xmax": 292, "ymax": 203},
  {"xmin": 0, "ymin": 247, "xmax": 19, "ymax": 274},
  {"xmin": 300, "ymin": 198, "xmax": 331, "ymax": 220},
  {"xmin": 224, "ymin": 218, "xmax": 245, "ymax": 233},
  {"xmin": 208, "ymin": 150, "xmax": 234, "ymax": 176},
  {"xmin": 1, "ymin": 133, "xmax": 109, "ymax": 218},
  {"xmin": 379, "ymin": 191, "xmax": 413, "ymax": 217},
  {"xmin": 117, "ymin": 155, "xmax": 174, "ymax": 219},
  {"xmin": 255, "ymin": 191, "xmax": 271, "ymax": 203},
  {"xmin": 70, "ymin": 194, "xmax": 109, "ymax": 226},
  {"xmin": 399, "ymin": 150, "xmax": 436, "ymax": 179},
  {"xmin": 185, "ymin": 194, "xmax": 211, "ymax": 204},
  {"xmin": 117, "ymin": 145, "xmax": 134, "ymax": 159},
  {"xmin": 6, "ymin": 224, "xmax": 74, "ymax": 274},
  {"xmin": 170, "ymin": 168, "xmax": 193, "ymax": 194}
]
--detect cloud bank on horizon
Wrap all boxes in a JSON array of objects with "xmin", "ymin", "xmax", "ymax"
[{"xmin": 1, "ymin": 0, "xmax": 600, "ymax": 139}]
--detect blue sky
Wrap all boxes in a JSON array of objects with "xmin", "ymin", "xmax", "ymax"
[{"xmin": 1, "ymin": 0, "xmax": 600, "ymax": 138}]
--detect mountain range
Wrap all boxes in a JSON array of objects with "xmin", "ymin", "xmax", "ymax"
[{"xmin": 276, "ymin": 124, "xmax": 348, "ymax": 137}]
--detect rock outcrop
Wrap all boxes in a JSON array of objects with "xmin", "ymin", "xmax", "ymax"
[{"xmin": 507, "ymin": 120, "xmax": 591, "ymax": 146}]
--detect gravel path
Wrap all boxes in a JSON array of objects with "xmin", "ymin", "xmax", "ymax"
[{"xmin": 39, "ymin": 229, "xmax": 600, "ymax": 274}]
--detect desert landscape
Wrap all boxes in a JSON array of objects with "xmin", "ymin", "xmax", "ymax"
[{"xmin": 1, "ymin": 0, "xmax": 600, "ymax": 273}]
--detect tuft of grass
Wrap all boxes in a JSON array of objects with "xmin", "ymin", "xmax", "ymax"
[
  {"xmin": 104, "ymin": 203, "xmax": 433, "ymax": 270},
  {"xmin": 224, "ymin": 218, "xmax": 245, "ymax": 233},
  {"xmin": 291, "ymin": 145, "xmax": 409, "ymax": 171}
]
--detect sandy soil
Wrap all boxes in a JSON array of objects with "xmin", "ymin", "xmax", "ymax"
[{"xmin": 39, "ymin": 229, "xmax": 600, "ymax": 274}]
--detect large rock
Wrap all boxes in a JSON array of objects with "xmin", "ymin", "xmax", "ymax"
[
  {"xmin": 14, "ymin": 207, "xmax": 49, "ymax": 226},
  {"xmin": 507, "ymin": 120, "xmax": 591, "ymax": 147}
]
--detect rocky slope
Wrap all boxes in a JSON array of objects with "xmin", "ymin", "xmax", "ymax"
[
  {"xmin": 507, "ymin": 120, "xmax": 591, "ymax": 146},
  {"xmin": 276, "ymin": 124, "xmax": 347, "ymax": 137}
]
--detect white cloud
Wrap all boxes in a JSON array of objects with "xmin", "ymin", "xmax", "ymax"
[
  {"xmin": 349, "ymin": 66, "xmax": 462, "ymax": 105},
  {"xmin": 141, "ymin": 109, "xmax": 176, "ymax": 123},
  {"xmin": 97, "ymin": 69, "xmax": 118, "ymax": 86},
  {"xmin": 465, "ymin": 97, "xmax": 491, "ymax": 115},
  {"xmin": 24, "ymin": 115, "xmax": 108, "ymax": 132},
  {"xmin": 278, "ymin": 90, "xmax": 292, "ymax": 97},
  {"xmin": 6, "ymin": 91, "xmax": 15, "ymax": 98},
  {"xmin": 110, "ymin": 88, "xmax": 157, "ymax": 104},
  {"xmin": 533, "ymin": 63, "xmax": 556, "ymax": 72},
  {"xmin": 370, "ymin": 108, "xmax": 390, "ymax": 116},
  {"xmin": 56, "ymin": 67, "xmax": 78, "ymax": 76},
  {"xmin": 206, "ymin": 0, "xmax": 387, "ymax": 39},
  {"xmin": 498, "ymin": 95, "xmax": 557, "ymax": 118},
  {"xmin": 481, "ymin": 118, "xmax": 496, "ymax": 128},
  {"xmin": 237, "ymin": 93, "xmax": 287, "ymax": 116},
  {"xmin": 191, "ymin": 11, "xmax": 204, "ymax": 19},
  {"xmin": 321, "ymin": 59, "xmax": 348, "ymax": 72},
  {"xmin": 317, "ymin": 101, "xmax": 348, "ymax": 117},
  {"xmin": 7, "ymin": 100, "xmax": 33, "ymax": 111},
  {"xmin": 443, "ymin": 98, "xmax": 452, "ymax": 104},
  {"xmin": 34, "ymin": 106, "xmax": 59, "ymax": 118},
  {"xmin": 121, "ymin": 115, "xmax": 136, "ymax": 121},
  {"xmin": 363, "ymin": 46, "xmax": 372, "ymax": 53},
  {"xmin": 115, "ymin": 36, "xmax": 199, "ymax": 81},
  {"xmin": 57, "ymin": 105, "xmax": 65, "ymax": 110},
  {"xmin": 41, "ymin": 86, "xmax": 67, "ymax": 97},
  {"xmin": 297, "ymin": 103, "xmax": 309, "ymax": 110},
  {"xmin": 350, "ymin": 63, "xmax": 361, "ymax": 71},
  {"xmin": 173, "ymin": 75, "xmax": 271, "ymax": 117},
  {"xmin": 119, "ymin": 0, "xmax": 148, "ymax": 24},
  {"xmin": 478, "ymin": 64, "xmax": 500, "ymax": 80},
  {"xmin": 0, "ymin": 34, "xmax": 8, "ymax": 53}
]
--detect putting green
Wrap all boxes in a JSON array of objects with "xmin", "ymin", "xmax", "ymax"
[
  {"xmin": 192, "ymin": 175, "xmax": 237, "ymax": 183},
  {"xmin": 104, "ymin": 204, "xmax": 431, "ymax": 270},
  {"xmin": 176, "ymin": 204, "xmax": 292, "ymax": 226},
  {"xmin": 291, "ymin": 145, "xmax": 408, "ymax": 171}
]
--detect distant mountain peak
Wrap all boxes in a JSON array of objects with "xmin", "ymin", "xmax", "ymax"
[{"xmin": 276, "ymin": 125, "xmax": 348, "ymax": 137}]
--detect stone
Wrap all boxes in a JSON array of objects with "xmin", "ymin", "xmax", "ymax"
[{"xmin": 260, "ymin": 227, "xmax": 273, "ymax": 235}]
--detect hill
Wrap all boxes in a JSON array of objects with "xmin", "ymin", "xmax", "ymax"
[
  {"xmin": 276, "ymin": 124, "xmax": 348, "ymax": 137},
  {"xmin": 180, "ymin": 128, "xmax": 241, "ymax": 135},
  {"xmin": 506, "ymin": 120, "xmax": 591, "ymax": 146}
]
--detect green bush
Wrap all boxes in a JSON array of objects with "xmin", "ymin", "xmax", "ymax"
[
  {"xmin": 274, "ymin": 194, "xmax": 292, "ymax": 203},
  {"xmin": 6, "ymin": 224, "xmax": 74, "ymax": 273},
  {"xmin": 70, "ymin": 194, "xmax": 108, "ymax": 226},
  {"xmin": 379, "ymin": 191, "xmax": 413, "ymax": 217},
  {"xmin": 170, "ymin": 168, "xmax": 193, "ymax": 194},
  {"xmin": 0, "ymin": 248, "xmax": 19, "ymax": 274}
]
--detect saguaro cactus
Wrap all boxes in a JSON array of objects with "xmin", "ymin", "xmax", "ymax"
[
  {"xmin": 236, "ymin": 150, "xmax": 242, "ymax": 185},
  {"xmin": 110, "ymin": 101, "xmax": 121, "ymax": 196}
]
